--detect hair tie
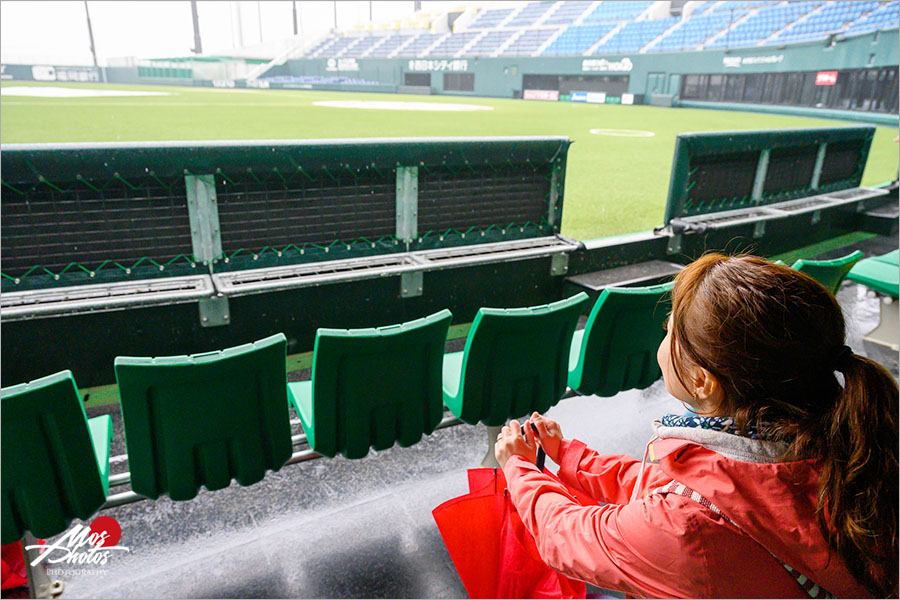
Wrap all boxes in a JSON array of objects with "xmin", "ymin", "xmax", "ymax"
[{"xmin": 831, "ymin": 345, "xmax": 853, "ymax": 370}]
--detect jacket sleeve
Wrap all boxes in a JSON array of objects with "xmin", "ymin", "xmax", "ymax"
[
  {"xmin": 503, "ymin": 455, "xmax": 713, "ymax": 598},
  {"xmin": 555, "ymin": 438, "xmax": 655, "ymax": 504}
]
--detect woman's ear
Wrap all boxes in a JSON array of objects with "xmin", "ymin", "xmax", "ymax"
[{"xmin": 692, "ymin": 367, "xmax": 725, "ymax": 416}]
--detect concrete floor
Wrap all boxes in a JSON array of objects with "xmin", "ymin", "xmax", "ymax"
[{"xmin": 35, "ymin": 280, "xmax": 899, "ymax": 599}]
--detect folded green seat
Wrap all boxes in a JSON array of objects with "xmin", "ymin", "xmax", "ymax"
[
  {"xmin": 847, "ymin": 250, "xmax": 900, "ymax": 298},
  {"xmin": 791, "ymin": 250, "xmax": 864, "ymax": 295},
  {"xmin": 115, "ymin": 334, "xmax": 292, "ymax": 501},
  {"xmin": 568, "ymin": 282, "xmax": 673, "ymax": 397},
  {"xmin": 288, "ymin": 310, "xmax": 453, "ymax": 459},
  {"xmin": 2, "ymin": 371, "xmax": 113, "ymax": 544},
  {"xmin": 443, "ymin": 293, "xmax": 589, "ymax": 426}
]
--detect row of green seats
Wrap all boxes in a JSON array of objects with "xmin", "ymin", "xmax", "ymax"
[{"xmin": 2, "ymin": 282, "xmax": 674, "ymax": 545}]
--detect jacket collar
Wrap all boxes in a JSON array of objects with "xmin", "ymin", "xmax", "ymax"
[{"xmin": 649, "ymin": 418, "xmax": 791, "ymax": 464}]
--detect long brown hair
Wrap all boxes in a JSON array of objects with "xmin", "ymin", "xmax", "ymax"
[{"xmin": 669, "ymin": 253, "xmax": 898, "ymax": 597}]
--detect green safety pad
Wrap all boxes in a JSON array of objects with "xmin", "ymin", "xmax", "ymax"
[
  {"xmin": 1, "ymin": 371, "xmax": 110, "ymax": 544},
  {"xmin": 568, "ymin": 283, "xmax": 673, "ymax": 397},
  {"xmin": 443, "ymin": 293, "xmax": 589, "ymax": 426},
  {"xmin": 288, "ymin": 310, "xmax": 452, "ymax": 459},
  {"xmin": 848, "ymin": 254, "xmax": 900, "ymax": 299},
  {"xmin": 791, "ymin": 250, "xmax": 864, "ymax": 295},
  {"xmin": 115, "ymin": 334, "xmax": 292, "ymax": 501}
]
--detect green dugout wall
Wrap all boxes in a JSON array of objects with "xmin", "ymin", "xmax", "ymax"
[{"xmin": 273, "ymin": 29, "xmax": 898, "ymax": 99}]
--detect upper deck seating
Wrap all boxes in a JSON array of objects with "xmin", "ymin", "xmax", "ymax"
[
  {"xmin": 501, "ymin": 29, "xmax": 558, "ymax": 56},
  {"xmin": 303, "ymin": 36, "xmax": 337, "ymax": 57},
  {"xmin": 287, "ymin": 311, "xmax": 453, "ymax": 460},
  {"xmin": 396, "ymin": 33, "xmax": 446, "ymax": 57},
  {"xmin": 705, "ymin": 1, "xmax": 824, "ymax": 49},
  {"xmin": 543, "ymin": 23, "xmax": 617, "ymax": 55},
  {"xmin": 844, "ymin": 1, "xmax": 899, "ymax": 35},
  {"xmin": 568, "ymin": 283, "xmax": 673, "ymax": 397},
  {"xmin": 649, "ymin": 12, "xmax": 732, "ymax": 51},
  {"xmin": 317, "ymin": 36, "xmax": 360, "ymax": 58},
  {"xmin": 368, "ymin": 34, "xmax": 416, "ymax": 57},
  {"xmin": 344, "ymin": 34, "xmax": 388, "ymax": 57},
  {"xmin": 791, "ymin": 250, "xmax": 864, "ymax": 294},
  {"xmin": 467, "ymin": 30, "xmax": 517, "ymax": 55},
  {"xmin": 506, "ymin": 2, "xmax": 557, "ymax": 27},
  {"xmin": 772, "ymin": 1, "xmax": 881, "ymax": 43},
  {"xmin": 583, "ymin": 1, "xmax": 652, "ymax": 22},
  {"xmin": 468, "ymin": 8, "xmax": 514, "ymax": 29},
  {"xmin": 544, "ymin": 1, "xmax": 595, "ymax": 25},
  {"xmin": 428, "ymin": 32, "xmax": 480, "ymax": 56},
  {"xmin": 115, "ymin": 334, "xmax": 292, "ymax": 501},
  {"xmin": 2, "ymin": 371, "xmax": 113, "ymax": 544},
  {"xmin": 442, "ymin": 293, "xmax": 589, "ymax": 426},
  {"xmin": 592, "ymin": 17, "xmax": 678, "ymax": 53}
]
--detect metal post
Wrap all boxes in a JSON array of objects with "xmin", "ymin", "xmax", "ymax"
[
  {"xmin": 84, "ymin": 1, "xmax": 98, "ymax": 68},
  {"xmin": 257, "ymin": 1, "xmax": 263, "ymax": 42},
  {"xmin": 23, "ymin": 532, "xmax": 64, "ymax": 599},
  {"xmin": 292, "ymin": 1, "xmax": 298, "ymax": 35},
  {"xmin": 333, "ymin": 1, "xmax": 338, "ymax": 29},
  {"xmin": 191, "ymin": 0, "xmax": 203, "ymax": 54},
  {"xmin": 482, "ymin": 426, "xmax": 502, "ymax": 468}
]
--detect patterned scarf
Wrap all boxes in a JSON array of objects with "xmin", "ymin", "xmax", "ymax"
[{"xmin": 660, "ymin": 413, "xmax": 769, "ymax": 440}]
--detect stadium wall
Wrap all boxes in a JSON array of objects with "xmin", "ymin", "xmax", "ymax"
[{"xmin": 274, "ymin": 29, "xmax": 897, "ymax": 99}]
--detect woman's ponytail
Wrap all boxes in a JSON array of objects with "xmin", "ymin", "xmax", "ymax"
[{"xmin": 818, "ymin": 353, "xmax": 898, "ymax": 598}]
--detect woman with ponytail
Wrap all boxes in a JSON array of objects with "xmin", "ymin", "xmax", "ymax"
[{"xmin": 494, "ymin": 253, "xmax": 898, "ymax": 598}]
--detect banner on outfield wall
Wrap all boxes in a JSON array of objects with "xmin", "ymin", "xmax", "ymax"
[
  {"xmin": 523, "ymin": 89, "xmax": 560, "ymax": 101},
  {"xmin": 621, "ymin": 93, "xmax": 635, "ymax": 105},
  {"xmin": 815, "ymin": 71, "xmax": 838, "ymax": 85},
  {"xmin": 0, "ymin": 64, "xmax": 100, "ymax": 82},
  {"xmin": 569, "ymin": 91, "xmax": 606, "ymax": 103}
]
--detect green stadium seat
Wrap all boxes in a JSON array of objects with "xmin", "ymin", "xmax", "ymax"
[
  {"xmin": 443, "ymin": 293, "xmax": 589, "ymax": 426},
  {"xmin": 568, "ymin": 282, "xmax": 673, "ymax": 397},
  {"xmin": 1, "ymin": 371, "xmax": 112, "ymax": 544},
  {"xmin": 115, "ymin": 334, "xmax": 292, "ymax": 501},
  {"xmin": 847, "ymin": 250, "xmax": 900, "ymax": 299},
  {"xmin": 791, "ymin": 250, "xmax": 864, "ymax": 295},
  {"xmin": 287, "ymin": 310, "xmax": 453, "ymax": 459}
]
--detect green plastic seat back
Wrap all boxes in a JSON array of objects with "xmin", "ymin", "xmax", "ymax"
[
  {"xmin": 1, "ymin": 371, "xmax": 107, "ymax": 544},
  {"xmin": 791, "ymin": 250, "xmax": 864, "ymax": 295},
  {"xmin": 309, "ymin": 310, "xmax": 452, "ymax": 459},
  {"xmin": 848, "ymin": 253, "xmax": 900, "ymax": 298},
  {"xmin": 115, "ymin": 334, "xmax": 292, "ymax": 501},
  {"xmin": 455, "ymin": 293, "xmax": 589, "ymax": 426},
  {"xmin": 570, "ymin": 282, "xmax": 673, "ymax": 397}
]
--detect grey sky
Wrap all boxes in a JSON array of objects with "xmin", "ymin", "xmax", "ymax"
[{"xmin": 0, "ymin": 1, "xmax": 497, "ymax": 65}]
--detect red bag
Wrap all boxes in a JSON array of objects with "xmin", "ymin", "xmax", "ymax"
[
  {"xmin": 433, "ymin": 467, "xmax": 589, "ymax": 599},
  {"xmin": 2, "ymin": 542, "xmax": 30, "ymax": 590}
]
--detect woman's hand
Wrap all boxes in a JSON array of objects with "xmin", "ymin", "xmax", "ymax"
[
  {"xmin": 494, "ymin": 420, "xmax": 536, "ymax": 468},
  {"xmin": 526, "ymin": 412, "xmax": 564, "ymax": 465}
]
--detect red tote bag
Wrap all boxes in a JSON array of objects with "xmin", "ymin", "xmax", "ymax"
[{"xmin": 434, "ymin": 466, "xmax": 589, "ymax": 599}]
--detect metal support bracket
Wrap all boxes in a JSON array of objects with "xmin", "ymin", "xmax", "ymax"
[
  {"xmin": 199, "ymin": 296, "xmax": 230, "ymax": 327},
  {"xmin": 23, "ymin": 533, "xmax": 64, "ymax": 599},
  {"xmin": 397, "ymin": 166, "xmax": 419, "ymax": 296},
  {"xmin": 185, "ymin": 174, "xmax": 223, "ymax": 265},
  {"xmin": 400, "ymin": 271, "xmax": 423, "ymax": 298},
  {"xmin": 396, "ymin": 166, "xmax": 419, "ymax": 247},
  {"xmin": 550, "ymin": 252, "xmax": 569, "ymax": 276},
  {"xmin": 811, "ymin": 143, "xmax": 827, "ymax": 190},
  {"xmin": 753, "ymin": 220, "xmax": 767, "ymax": 238},
  {"xmin": 548, "ymin": 160, "xmax": 562, "ymax": 228},
  {"xmin": 811, "ymin": 210, "xmax": 822, "ymax": 225},
  {"xmin": 667, "ymin": 234, "xmax": 683, "ymax": 255},
  {"xmin": 751, "ymin": 149, "xmax": 770, "ymax": 202}
]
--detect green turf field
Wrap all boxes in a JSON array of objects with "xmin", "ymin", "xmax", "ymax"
[{"xmin": 2, "ymin": 81, "xmax": 896, "ymax": 241}]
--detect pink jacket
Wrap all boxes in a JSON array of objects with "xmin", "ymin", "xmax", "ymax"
[{"xmin": 503, "ymin": 419, "xmax": 871, "ymax": 599}]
